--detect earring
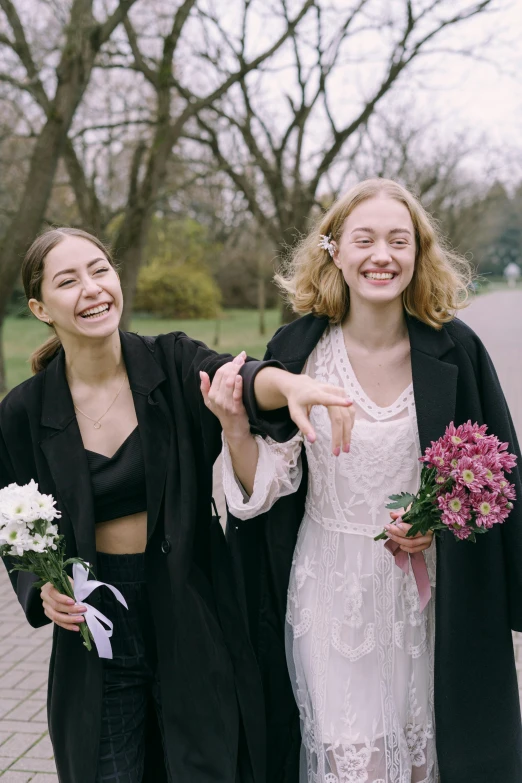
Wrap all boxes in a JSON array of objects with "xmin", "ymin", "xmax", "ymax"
[{"xmin": 47, "ymin": 319, "xmax": 53, "ymax": 325}]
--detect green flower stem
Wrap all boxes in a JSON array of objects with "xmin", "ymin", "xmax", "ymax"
[
  {"xmin": 24, "ymin": 549, "xmax": 93, "ymax": 653},
  {"xmin": 53, "ymin": 570, "xmax": 92, "ymax": 652}
]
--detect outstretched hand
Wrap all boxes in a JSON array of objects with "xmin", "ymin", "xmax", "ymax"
[
  {"xmin": 200, "ymin": 352, "xmax": 251, "ymax": 440},
  {"xmin": 284, "ymin": 375, "xmax": 356, "ymax": 456}
]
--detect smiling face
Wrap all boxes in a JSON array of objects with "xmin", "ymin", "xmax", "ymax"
[
  {"xmin": 332, "ymin": 195, "xmax": 416, "ymax": 308},
  {"xmin": 28, "ymin": 236, "xmax": 123, "ymax": 342}
]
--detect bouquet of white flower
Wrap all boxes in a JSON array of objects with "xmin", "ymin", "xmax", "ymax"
[{"xmin": 0, "ymin": 480, "xmax": 127, "ymax": 656}]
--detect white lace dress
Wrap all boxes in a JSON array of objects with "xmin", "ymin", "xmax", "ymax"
[{"xmin": 223, "ymin": 325, "xmax": 438, "ymax": 783}]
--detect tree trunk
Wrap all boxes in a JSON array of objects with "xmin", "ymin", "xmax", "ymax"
[
  {"xmin": 117, "ymin": 108, "xmax": 193, "ymax": 329},
  {"xmin": 0, "ymin": 111, "xmax": 76, "ymax": 391},
  {"xmin": 0, "ymin": 0, "xmax": 138, "ymax": 390},
  {"xmin": 118, "ymin": 227, "xmax": 150, "ymax": 330},
  {"xmin": 0, "ymin": 322, "xmax": 6, "ymax": 395},
  {"xmin": 258, "ymin": 256, "xmax": 266, "ymax": 336}
]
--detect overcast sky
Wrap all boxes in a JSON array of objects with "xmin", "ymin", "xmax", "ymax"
[{"xmin": 406, "ymin": 1, "xmax": 522, "ymax": 155}]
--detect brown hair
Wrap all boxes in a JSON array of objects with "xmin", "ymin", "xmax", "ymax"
[
  {"xmin": 275, "ymin": 178, "xmax": 473, "ymax": 328},
  {"xmin": 22, "ymin": 227, "xmax": 114, "ymax": 373}
]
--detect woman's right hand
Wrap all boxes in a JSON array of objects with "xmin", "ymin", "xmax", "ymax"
[
  {"xmin": 41, "ymin": 582, "xmax": 87, "ymax": 632},
  {"xmin": 280, "ymin": 373, "xmax": 355, "ymax": 455}
]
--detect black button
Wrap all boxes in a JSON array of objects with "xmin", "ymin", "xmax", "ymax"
[{"xmin": 160, "ymin": 539, "xmax": 171, "ymax": 554}]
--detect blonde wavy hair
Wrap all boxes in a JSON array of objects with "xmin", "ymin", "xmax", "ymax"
[{"xmin": 276, "ymin": 178, "xmax": 473, "ymax": 329}]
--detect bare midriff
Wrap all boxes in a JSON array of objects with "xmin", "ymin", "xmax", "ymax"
[{"xmin": 95, "ymin": 511, "xmax": 147, "ymax": 554}]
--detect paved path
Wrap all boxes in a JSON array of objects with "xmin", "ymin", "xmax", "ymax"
[
  {"xmin": 0, "ymin": 291, "xmax": 521, "ymax": 779},
  {"xmin": 459, "ymin": 291, "xmax": 522, "ymax": 700}
]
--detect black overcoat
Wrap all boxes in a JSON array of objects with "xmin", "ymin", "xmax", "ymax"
[
  {"xmin": 231, "ymin": 312, "xmax": 522, "ymax": 783},
  {"xmin": 0, "ymin": 330, "xmax": 267, "ymax": 783}
]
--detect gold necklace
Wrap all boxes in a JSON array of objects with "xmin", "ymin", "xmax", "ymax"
[{"xmin": 74, "ymin": 375, "xmax": 128, "ymax": 429}]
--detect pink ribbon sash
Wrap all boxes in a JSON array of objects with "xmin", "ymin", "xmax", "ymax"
[{"xmin": 384, "ymin": 540, "xmax": 431, "ymax": 612}]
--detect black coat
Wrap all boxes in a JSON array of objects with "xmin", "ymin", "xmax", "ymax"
[
  {"xmin": 231, "ymin": 312, "xmax": 522, "ymax": 783},
  {"xmin": 0, "ymin": 330, "xmax": 267, "ymax": 783}
]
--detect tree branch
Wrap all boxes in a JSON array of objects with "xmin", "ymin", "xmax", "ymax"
[
  {"xmin": 122, "ymin": 17, "xmax": 158, "ymax": 86},
  {"xmin": 96, "ymin": 0, "xmax": 141, "ymax": 48}
]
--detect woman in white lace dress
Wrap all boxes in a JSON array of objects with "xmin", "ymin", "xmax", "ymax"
[
  {"xmin": 203, "ymin": 179, "xmax": 450, "ymax": 783},
  {"xmin": 202, "ymin": 179, "xmax": 522, "ymax": 783}
]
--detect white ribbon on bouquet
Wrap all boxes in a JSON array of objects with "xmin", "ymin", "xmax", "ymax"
[{"xmin": 72, "ymin": 563, "xmax": 128, "ymax": 659}]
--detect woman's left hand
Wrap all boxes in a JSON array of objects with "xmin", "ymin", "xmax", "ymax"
[
  {"xmin": 384, "ymin": 510, "xmax": 434, "ymax": 554},
  {"xmin": 200, "ymin": 352, "xmax": 250, "ymax": 440}
]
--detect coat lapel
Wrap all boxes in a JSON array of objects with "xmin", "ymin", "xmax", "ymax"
[
  {"xmin": 266, "ymin": 313, "xmax": 459, "ymax": 452},
  {"xmin": 40, "ymin": 334, "xmax": 172, "ymax": 564},
  {"xmin": 406, "ymin": 315, "xmax": 459, "ymax": 452},
  {"xmin": 120, "ymin": 333, "xmax": 171, "ymax": 542},
  {"xmin": 40, "ymin": 351, "xmax": 98, "ymax": 567}
]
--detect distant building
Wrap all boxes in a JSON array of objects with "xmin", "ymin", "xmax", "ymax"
[{"xmin": 504, "ymin": 262, "xmax": 521, "ymax": 289}]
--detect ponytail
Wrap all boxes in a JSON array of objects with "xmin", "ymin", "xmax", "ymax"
[{"xmin": 30, "ymin": 333, "xmax": 62, "ymax": 374}]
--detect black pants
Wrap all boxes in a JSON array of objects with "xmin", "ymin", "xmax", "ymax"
[{"xmin": 95, "ymin": 552, "xmax": 170, "ymax": 783}]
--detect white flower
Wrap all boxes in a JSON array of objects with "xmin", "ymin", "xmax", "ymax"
[
  {"xmin": 30, "ymin": 533, "xmax": 58, "ymax": 553},
  {"xmin": 1, "ymin": 522, "xmax": 31, "ymax": 556},
  {"xmin": 0, "ymin": 494, "xmax": 39, "ymax": 525},
  {"xmin": 34, "ymin": 493, "xmax": 61, "ymax": 522},
  {"xmin": 0, "ymin": 481, "xmax": 61, "ymax": 527}
]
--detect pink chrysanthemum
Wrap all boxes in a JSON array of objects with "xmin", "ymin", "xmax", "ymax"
[
  {"xmin": 500, "ymin": 480, "xmax": 517, "ymax": 501},
  {"xmin": 453, "ymin": 525, "xmax": 474, "ymax": 540},
  {"xmin": 452, "ymin": 456, "xmax": 487, "ymax": 493},
  {"xmin": 498, "ymin": 448, "xmax": 518, "ymax": 473},
  {"xmin": 472, "ymin": 491, "xmax": 502, "ymax": 529},
  {"xmin": 445, "ymin": 421, "xmax": 485, "ymax": 447},
  {"xmin": 422, "ymin": 441, "xmax": 454, "ymax": 473},
  {"xmin": 497, "ymin": 496, "xmax": 514, "ymax": 523},
  {"xmin": 465, "ymin": 439, "xmax": 492, "ymax": 461},
  {"xmin": 438, "ymin": 488, "xmax": 471, "ymax": 527}
]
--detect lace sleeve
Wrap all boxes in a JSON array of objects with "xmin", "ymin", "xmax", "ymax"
[{"xmin": 222, "ymin": 433, "xmax": 303, "ymax": 520}]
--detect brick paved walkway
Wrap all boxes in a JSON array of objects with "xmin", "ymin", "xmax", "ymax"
[{"xmin": 0, "ymin": 290, "xmax": 520, "ymax": 779}]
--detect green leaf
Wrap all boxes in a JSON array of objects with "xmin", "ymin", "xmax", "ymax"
[{"xmin": 386, "ymin": 494, "xmax": 416, "ymax": 511}]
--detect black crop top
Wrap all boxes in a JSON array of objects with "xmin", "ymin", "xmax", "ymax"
[{"xmin": 86, "ymin": 427, "xmax": 147, "ymax": 524}]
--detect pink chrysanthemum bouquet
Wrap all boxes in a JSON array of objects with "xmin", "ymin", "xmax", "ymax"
[{"xmin": 375, "ymin": 421, "xmax": 518, "ymax": 543}]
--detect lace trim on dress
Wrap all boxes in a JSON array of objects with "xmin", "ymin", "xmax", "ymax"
[
  {"xmin": 331, "ymin": 325, "xmax": 414, "ymax": 421},
  {"xmin": 305, "ymin": 502, "xmax": 383, "ymax": 537},
  {"xmin": 222, "ymin": 432, "xmax": 303, "ymax": 519}
]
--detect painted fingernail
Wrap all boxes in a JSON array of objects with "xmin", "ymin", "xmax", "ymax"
[
  {"xmin": 333, "ymin": 446, "xmax": 340, "ymax": 457},
  {"xmin": 307, "ymin": 433, "xmax": 316, "ymax": 443},
  {"xmin": 66, "ymin": 598, "xmax": 75, "ymax": 605},
  {"xmin": 343, "ymin": 443, "xmax": 350, "ymax": 453}
]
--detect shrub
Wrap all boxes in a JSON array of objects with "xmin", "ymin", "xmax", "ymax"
[{"xmin": 134, "ymin": 263, "xmax": 221, "ymax": 319}]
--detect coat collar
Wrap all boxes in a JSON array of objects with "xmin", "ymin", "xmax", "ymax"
[
  {"xmin": 41, "ymin": 331, "xmax": 166, "ymax": 431},
  {"xmin": 267, "ymin": 312, "xmax": 459, "ymax": 452},
  {"xmin": 265, "ymin": 312, "xmax": 456, "ymax": 368}
]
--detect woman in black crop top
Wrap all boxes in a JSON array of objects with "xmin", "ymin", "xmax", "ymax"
[{"xmin": 0, "ymin": 227, "xmax": 352, "ymax": 783}]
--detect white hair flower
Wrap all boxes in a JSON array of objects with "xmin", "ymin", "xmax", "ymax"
[{"xmin": 318, "ymin": 234, "xmax": 335, "ymax": 258}]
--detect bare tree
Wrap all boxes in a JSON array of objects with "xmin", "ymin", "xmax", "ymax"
[
  {"xmin": 188, "ymin": 0, "xmax": 499, "ymax": 319},
  {"xmin": 59, "ymin": 0, "xmax": 315, "ymax": 327},
  {"xmin": 0, "ymin": 0, "xmax": 139, "ymax": 390}
]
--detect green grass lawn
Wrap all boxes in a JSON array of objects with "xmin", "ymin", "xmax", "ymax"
[
  {"xmin": 4, "ymin": 280, "xmax": 520, "ymax": 392},
  {"xmin": 4, "ymin": 309, "xmax": 281, "ymax": 392}
]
